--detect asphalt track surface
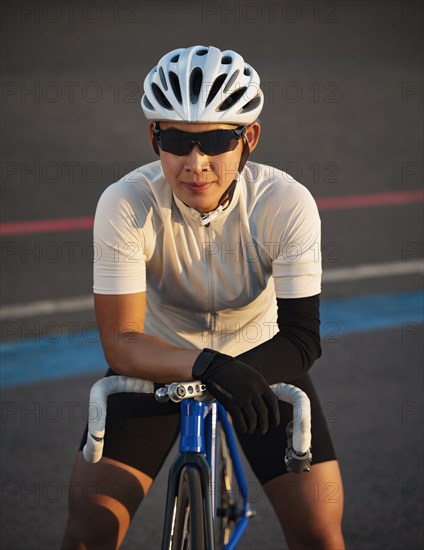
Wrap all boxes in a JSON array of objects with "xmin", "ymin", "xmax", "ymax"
[{"xmin": 1, "ymin": 1, "xmax": 423, "ymax": 549}]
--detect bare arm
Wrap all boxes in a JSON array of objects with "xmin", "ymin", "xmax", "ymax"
[{"xmin": 95, "ymin": 292, "xmax": 201, "ymax": 382}]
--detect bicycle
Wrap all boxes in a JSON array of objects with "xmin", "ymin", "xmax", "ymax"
[{"xmin": 83, "ymin": 376, "xmax": 312, "ymax": 550}]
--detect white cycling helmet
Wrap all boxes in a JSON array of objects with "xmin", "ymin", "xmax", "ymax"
[{"xmin": 141, "ymin": 45, "xmax": 264, "ymax": 124}]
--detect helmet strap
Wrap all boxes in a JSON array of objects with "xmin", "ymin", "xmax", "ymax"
[
  {"xmin": 199, "ymin": 176, "xmax": 238, "ymax": 226},
  {"xmin": 217, "ymin": 177, "xmax": 238, "ymax": 210},
  {"xmin": 151, "ymin": 122, "xmax": 160, "ymax": 155},
  {"xmin": 152, "ymin": 139, "xmax": 160, "ymax": 155},
  {"xmin": 238, "ymin": 136, "xmax": 250, "ymax": 173}
]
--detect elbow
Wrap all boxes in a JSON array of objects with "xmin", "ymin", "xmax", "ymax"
[
  {"xmin": 107, "ymin": 362, "xmax": 126, "ymax": 376},
  {"xmin": 314, "ymin": 332, "xmax": 322, "ymax": 361},
  {"xmin": 288, "ymin": 331, "xmax": 321, "ymax": 375},
  {"xmin": 102, "ymin": 345, "xmax": 127, "ymax": 375},
  {"xmin": 101, "ymin": 329, "xmax": 146, "ymax": 377},
  {"xmin": 305, "ymin": 335, "xmax": 322, "ymax": 371},
  {"xmin": 105, "ymin": 356, "xmax": 125, "ymax": 376},
  {"xmin": 101, "ymin": 330, "xmax": 144, "ymax": 376}
]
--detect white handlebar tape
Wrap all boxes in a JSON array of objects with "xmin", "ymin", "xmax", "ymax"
[
  {"xmin": 271, "ymin": 383, "xmax": 312, "ymax": 454},
  {"xmin": 83, "ymin": 376, "xmax": 154, "ymax": 463}
]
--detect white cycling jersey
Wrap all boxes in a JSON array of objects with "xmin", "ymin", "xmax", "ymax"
[{"xmin": 93, "ymin": 160, "xmax": 322, "ymax": 355}]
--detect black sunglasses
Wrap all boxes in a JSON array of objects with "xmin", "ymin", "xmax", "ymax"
[{"xmin": 152, "ymin": 123, "xmax": 247, "ymax": 156}]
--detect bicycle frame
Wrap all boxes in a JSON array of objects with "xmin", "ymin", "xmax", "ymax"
[{"xmin": 161, "ymin": 398, "xmax": 250, "ymax": 550}]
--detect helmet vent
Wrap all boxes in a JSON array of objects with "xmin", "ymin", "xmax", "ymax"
[
  {"xmin": 205, "ymin": 74, "xmax": 227, "ymax": 106},
  {"xmin": 239, "ymin": 93, "xmax": 262, "ymax": 113},
  {"xmin": 196, "ymin": 48, "xmax": 208, "ymax": 56},
  {"xmin": 243, "ymin": 66, "xmax": 251, "ymax": 76},
  {"xmin": 143, "ymin": 95, "xmax": 154, "ymax": 110},
  {"xmin": 169, "ymin": 71, "xmax": 182, "ymax": 104},
  {"xmin": 221, "ymin": 56, "xmax": 232, "ymax": 64},
  {"xmin": 189, "ymin": 68, "xmax": 203, "ymax": 104},
  {"xmin": 159, "ymin": 67, "xmax": 168, "ymax": 91},
  {"xmin": 223, "ymin": 70, "xmax": 240, "ymax": 93},
  {"xmin": 218, "ymin": 86, "xmax": 247, "ymax": 111},
  {"xmin": 170, "ymin": 54, "xmax": 180, "ymax": 63},
  {"xmin": 151, "ymin": 83, "xmax": 173, "ymax": 110}
]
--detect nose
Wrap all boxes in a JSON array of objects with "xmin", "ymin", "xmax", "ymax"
[{"xmin": 184, "ymin": 144, "xmax": 209, "ymax": 174}]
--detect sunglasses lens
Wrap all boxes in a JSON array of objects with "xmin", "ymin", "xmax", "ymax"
[
  {"xmin": 158, "ymin": 129, "xmax": 241, "ymax": 156},
  {"xmin": 159, "ymin": 130, "xmax": 190, "ymax": 155},
  {"xmin": 203, "ymin": 131, "xmax": 239, "ymax": 155}
]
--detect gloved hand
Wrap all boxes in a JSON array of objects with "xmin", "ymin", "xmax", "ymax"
[{"xmin": 192, "ymin": 349, "xmax": 280, "ymax": 434}]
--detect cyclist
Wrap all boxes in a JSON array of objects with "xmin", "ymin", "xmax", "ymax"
[{"xmin": 61, "ymin": 45, "xmax": 345, "ymax": 549}]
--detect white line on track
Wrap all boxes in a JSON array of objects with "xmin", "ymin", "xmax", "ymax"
[
  {"xmin": 1, "ymin": 260, "xmax": 422, "ymax": 320},
  {"xmin": 322, "ymin": 259, "xmax": 423, "ymax": 282},
  {"xmin": 1, "ymin": 295, "xmax": 94, "ymax": 320}
]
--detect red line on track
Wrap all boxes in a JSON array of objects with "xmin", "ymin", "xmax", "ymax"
[
  {"xmin": 1, "ymin": 190, "xmax": 423, "ymax": 236},
  {"xmin": 0, "ymin": 216, "xmax": 94, "ymax": 236},
  {"xmin": 316, "ymin": 190, "xmax": 424, "ymax": 210}
]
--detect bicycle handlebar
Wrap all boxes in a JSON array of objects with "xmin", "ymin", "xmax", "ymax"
[
  {"xmin": 82, "ymin": 376, "xmax": 312, "ymax": 472},
  {"xmin": 82, "ymin": 377, "xmax": 154, "ymax": 463},
  {"xmin": 270, "ymin": 383, "xmax": 311, "ymax": 454}
]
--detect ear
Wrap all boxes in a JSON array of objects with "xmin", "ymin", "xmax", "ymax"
[{"xmin": 245, "ymin": 121, "xmax": 261, "ymax": 153}]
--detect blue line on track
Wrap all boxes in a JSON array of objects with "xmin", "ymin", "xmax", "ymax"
[{"xmin": 1, "ymin": 291, "xmax": 423, "ymax": 388}]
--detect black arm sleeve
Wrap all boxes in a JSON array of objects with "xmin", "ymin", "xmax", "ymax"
[{"xmin": 236, "ymin": 294, "xmax": 322, "ymax": 384}]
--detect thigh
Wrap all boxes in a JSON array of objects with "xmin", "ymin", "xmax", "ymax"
[
  {"xmin": 67, "ymin": 452, "xmax": 152, "ymax": 520},
  {"xmin": 236, "ymin": 373, "xmax": 336, "ymax": 484},
  {"xmin": 62, "ymin": 452, "xmax": 154, "ymax": 550},
  {"xmin": 263, "ymin": 460, "xmax": 345, "ymax": 549}
]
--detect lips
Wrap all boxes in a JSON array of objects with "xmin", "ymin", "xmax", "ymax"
[{"xmin": 183, "ymin": 181, "xmax": 212, "ymax": 191}]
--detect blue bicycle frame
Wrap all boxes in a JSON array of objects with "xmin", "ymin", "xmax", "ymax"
[{"xmin": 162, "ymin": 398, "xmax": 250, "ymax": 550}]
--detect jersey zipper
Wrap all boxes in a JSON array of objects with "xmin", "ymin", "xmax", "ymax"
[{"xmin": 203, "ymin": 223, "xmax": 217, "ymax": 346}]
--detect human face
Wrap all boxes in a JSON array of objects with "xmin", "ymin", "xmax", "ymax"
[{"xmin": 152, "ymin": 121, "xmax": 260, "ymax": 213}]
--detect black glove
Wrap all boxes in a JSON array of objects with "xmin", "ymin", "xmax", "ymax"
[{"xmin": 192, "ymin": 348, "xmax": 280, "ymax": 434}]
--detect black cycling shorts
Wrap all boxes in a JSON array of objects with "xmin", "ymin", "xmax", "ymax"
[{"xmin": 79, "ymin": 369, "xmax": 336, "ymax": 484}]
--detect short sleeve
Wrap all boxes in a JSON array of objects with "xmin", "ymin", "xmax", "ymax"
[
  {"xmin": 93, "ymin": 180, "xmax": 147, "ymax": 295},
  {"xmin": 271, "ymin": 182, "xmax": 322, "ymax": 299}
]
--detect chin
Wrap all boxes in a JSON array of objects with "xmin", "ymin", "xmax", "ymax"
[{"xmin": 183, "ymin": 196, "xmax": 215, "ymax": 213}]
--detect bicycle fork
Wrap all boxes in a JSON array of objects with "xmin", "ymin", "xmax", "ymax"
[{"xmin": 161, "ymin": 399, "xmax": 215, "ymax": 550}]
